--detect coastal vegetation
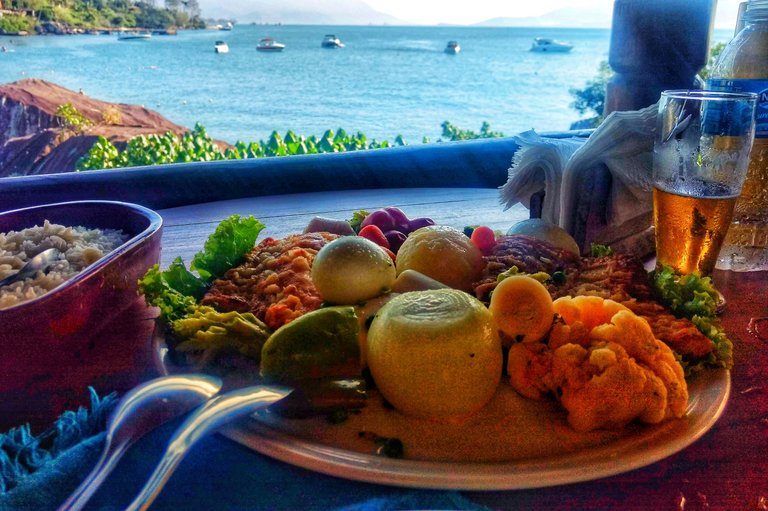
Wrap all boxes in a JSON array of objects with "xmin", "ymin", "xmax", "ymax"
[
  {"xmin": 75, "ymin": 120, "xmax": 504, "ymax": 171},
  {"xmin": 569, "ymin": 42, "xmax": 727, "ymax": 127},
  {"xmin": 0, "ymin": 0, "xmax": 205, "ymax": 33}
]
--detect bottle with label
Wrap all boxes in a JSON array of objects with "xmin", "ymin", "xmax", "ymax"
[{"xmin": 708, "ymin": 0, "xmax": 768, "ymax": 271}]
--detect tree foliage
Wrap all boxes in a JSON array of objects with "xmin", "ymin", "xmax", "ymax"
[
  {"xmin": 76, "ymin": 122, "xmax": 506, "ymax": 171},
  {"xmin": 0, "ymin": 0, "xmax": 204, "ymax": 30},
  {"xmin": 569, "ymin": 43, "xmax": 730, "ymax": 127}
]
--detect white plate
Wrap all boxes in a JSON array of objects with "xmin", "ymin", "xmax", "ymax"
[{"xmin": 154, "ymin": 331, "xmax": 730, "ymax": 491}]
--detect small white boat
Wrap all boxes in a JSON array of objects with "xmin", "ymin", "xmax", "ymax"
[
  {"xmin": 257, "ymin": 37, "xmax": 285, "ymax": 52},
  {"xmin": 321, "ymin": 34, "xmax": 344, "ymax": 48},
  {"xmin": 444, "ymin": 40, "xmax": 460, "ymax": 54},
  {"xmin": 118, "ymin": 30, "xmax": 152, "ymax": 40},
  {"xmin": 220, "ymin": 22, "xmax": 233, "ymax": 31},
  {"xmin": 529, "ymin": 37, "xmax": 573, "ymax": 52},
  {"xmin": 214, "ymin": 40, "xmax": 229, "ymax": 53}
]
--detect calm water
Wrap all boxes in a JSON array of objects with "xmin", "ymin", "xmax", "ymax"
[{"xmin": 0, "ymin": 25, "xmax": 733, "ymax": 144}]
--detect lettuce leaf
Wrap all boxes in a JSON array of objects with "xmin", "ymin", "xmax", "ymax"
[
  {"xmin": 651, "ymin": 265, "xmax": 731, "ymax": 371},
  {"xmin": 138, "ymin": 264, "xmax": 198, "ymax": 323},
  {"xmin": 139, "ymin": 215, "xmax": 265, "ymax": 324},
  {"xmin": 347, "ymin": 210, "xmax": 369, "ymax": 233},
  {"xmin": 652, "ymin": 265, "xmax": 718, "ymax": 318},
  {"xmin": 190, "ymin": 215, "xmax": 265, "ymax": 281}
]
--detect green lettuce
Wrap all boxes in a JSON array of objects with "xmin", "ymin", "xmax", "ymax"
[
  {"xmin": 190, "ymin": 215, "xmax": 265, "ymax": 280},
  {"xmin": 347, "ymin": 210, "xmax": 369, "ymax": 233},
  {"xmin": 652, "ymin": 266, "xmax": 718, "ymax": 318},
  {"xmin": 651, "ymin": 265, "xmax": 732, "ymax": 371},
  {"xmin": 139, "ymin": 214, "xmax": 265, "ymax": 323},
  {"xmin": 138, "ymin": 264, "xmax": 198, "ymax": 323},
  {"xmin": 589, "ymin": 243, "xmax": 614, "ymax": 257}
]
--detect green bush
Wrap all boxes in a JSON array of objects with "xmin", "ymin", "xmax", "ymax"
[
  {"xmin": 76, "ymin": 122, "xmax": 505, "ymax": 171},
  {"xmin": 0, "ymin": 13, "xmax": 35, "ymax": 33}
]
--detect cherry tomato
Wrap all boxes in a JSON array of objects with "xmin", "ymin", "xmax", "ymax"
[
  {"xmin": 358, "ymin": 224, "xmax": 390, "ymax": 249},
  {"xmin": 470, "ymin": 225, "xmax": 496, "ymax": 255}
]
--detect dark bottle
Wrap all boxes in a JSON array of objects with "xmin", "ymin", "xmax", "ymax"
[{"xmin": 604, "ymin": 0, "xmax": 717, "ymax": 115}]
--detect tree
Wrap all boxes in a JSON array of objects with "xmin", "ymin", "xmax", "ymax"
[{"xmin": 570, "ymin": 43, "xmax": 728, "ymax": 127}]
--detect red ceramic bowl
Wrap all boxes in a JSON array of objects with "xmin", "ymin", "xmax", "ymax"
[{"xmin": 0, "ymin": 201, "xmax": 163, "ymax": 431}]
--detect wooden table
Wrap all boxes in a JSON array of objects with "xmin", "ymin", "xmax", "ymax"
[{"xmin": 146, "ymin": 187, "xmax": 768, "ymax": 511}]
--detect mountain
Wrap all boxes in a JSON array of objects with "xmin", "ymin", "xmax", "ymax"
[
  {"xmin": 197, "ymin": 0, "xmax": 405, "ymax": 25},
  {"xmin": 476, "ymin": 5, "xmax": 613, "ymax": 29}
]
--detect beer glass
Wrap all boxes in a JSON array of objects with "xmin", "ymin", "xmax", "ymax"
[{"xmin": 653, "ymin": 90, "xmax": 757, "ymax": 275}]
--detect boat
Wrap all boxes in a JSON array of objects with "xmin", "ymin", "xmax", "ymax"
[
  {"xmin": 256, "ymin": 37, "xmax": 285, "ymax": 52},
  {"xmin": 118, "ymin": 30, "xmax": 152, "ymax": 40},
  {"xmin": 529, "ymin": 37, "xmax": 573, "ymax": 52},
  {"xmin": 444, "ymin": 40, "xmax": 460, "ymax": 54},
  {"xmin": 214, "ymin": 40, "xmax": 229, "ymax": 54},
  {"xmin": 321, "ymin": 34, "xmax": 344, "ymax": 48},
  {"xmin": 220, "ymin": 22, "xmax": 233, "ymax": 31}
]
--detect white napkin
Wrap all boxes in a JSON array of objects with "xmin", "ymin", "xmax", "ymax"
[{"xmin": 500, "ymin": 104, "xmax": 658, "ymax": 235}]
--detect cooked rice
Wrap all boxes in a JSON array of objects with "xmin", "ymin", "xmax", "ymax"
[{"xmin": 0, "ymin": 220, "xmax": 128, "ymax": 309}]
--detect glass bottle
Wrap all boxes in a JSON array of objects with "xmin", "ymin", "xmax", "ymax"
[{"xmin": 708, "ymin": 0, "xmax": 768, "ymax": 271}]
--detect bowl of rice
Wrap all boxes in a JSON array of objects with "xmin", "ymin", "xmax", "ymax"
[{"xmin": 0, "ymin": 201, "xmax": 163, "ymax": 430}]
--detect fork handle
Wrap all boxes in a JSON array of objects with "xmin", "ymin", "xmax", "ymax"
[{"xmin": 124, "ymin": 385, "xmax": 291, "ymax": 511}]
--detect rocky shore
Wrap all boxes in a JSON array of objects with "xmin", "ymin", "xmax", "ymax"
[{"xmin": 0, "ymin": 79, "xmax": 188, "ymax": 177}]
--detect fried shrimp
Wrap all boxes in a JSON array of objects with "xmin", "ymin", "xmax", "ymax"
[{"xmin": 506, "ymin": 296, "xmax": 689, "ymax": 432}]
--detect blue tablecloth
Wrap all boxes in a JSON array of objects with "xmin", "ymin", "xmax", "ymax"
[{"xmin": 0, "ymin": 400, "xmax": 489, "ymax": 511}]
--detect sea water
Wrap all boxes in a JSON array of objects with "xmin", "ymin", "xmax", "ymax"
[{"xmin": 0, "ymin": 25, "xmax": 734, "ymax": 145}]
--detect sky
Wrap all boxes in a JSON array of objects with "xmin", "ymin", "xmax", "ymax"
[{"xmin": 363, "ymin": 0, "xmax": 745, "ymax": 28}]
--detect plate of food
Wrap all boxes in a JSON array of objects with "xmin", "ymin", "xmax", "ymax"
[{"xmin": 145, "ymin": 209, "xmax": 732, "ymax": 490}]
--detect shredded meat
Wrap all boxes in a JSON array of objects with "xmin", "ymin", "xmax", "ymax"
[{"xmin": 201, "ymin": 232, "xmax": 338, "ymax": 330}]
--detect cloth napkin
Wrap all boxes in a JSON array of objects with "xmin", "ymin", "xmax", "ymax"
[
  {"xmin": 0, "ymin": 394, "xmax": 490, "ymax": 511},
  {"xmin": 500, "ymin": 104, "xmax": 658, "ymax": 237}
]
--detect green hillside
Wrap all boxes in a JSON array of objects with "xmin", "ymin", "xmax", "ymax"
[{"xmin": 0, "ymin": 0, "xmax": 205, "ymax": 33}]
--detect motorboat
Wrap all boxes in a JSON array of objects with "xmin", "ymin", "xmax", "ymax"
[
  {"xmin": 214, "ymin": 40, "xmax": 229, "ymax": 54},
  {"xmin": 529, "ymin": 37, "xmax": 573, "ymax": 52},
  {"xmin": 256, "ymin": 37, "xmax": 285, "ymax": 52},
  {"xmin": 321, "ymin": 34, "xmax": 344, "ymax": 48},
  {"xmin": 220, "ymin": 22, "xmax": 233, "ymax": 31},
  {"xmin": 444, "ymin": 40, "xmax": 460, "ymax": 54},
  {"xmin": 118, "ymin": 30, "xmax": 152, "ymax": 40}
]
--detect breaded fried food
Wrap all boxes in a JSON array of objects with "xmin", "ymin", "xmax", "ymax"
[
  {"xmin": 474, "ymin": 238, "xmax": 714, "ymax": 360},
  {"xmin": 201, "ymin": 232, "xmax": 338, "ymax": 330},
  {"xmin": 550, "ymin": 255, "xmax": 714, "ymax": 359},
  {"xmin": 506, "ymin": 297, "xmax": 688, "ymax": 432}
]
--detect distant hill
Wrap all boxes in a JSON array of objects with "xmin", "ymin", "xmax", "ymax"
[
  {"xmin": 197, "ymin": 0, "xmax": 405, "ymax": 25},
  {"xmin": 476, "ymin": 5, "xmax": 613, "ymax": 28}
]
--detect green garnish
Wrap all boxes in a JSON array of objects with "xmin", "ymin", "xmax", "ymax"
[
  {"xmin": 348, "ymin": 210, "xmax": 370, "ymax": 233},
  {"xmin": 190, "ymin": 215, "xmax": 265, "ymax": 281},
  {"xmin": 590, "ymin": 243, "xmax": 614, "ymax": 257},
  {"xmin": 651, "ymin": 265, "xmax": 732, "ymax": 371},
  {"xmin": 139, "ymin": 215, "xmax": 264, "ymax": 323},
  {"xmin": 138, "ymin": 264, "xmax": 198, "ymax": 323},
  {"xmin": 652, "ymin": 265, "xmax": 718, "ymax": 318}
]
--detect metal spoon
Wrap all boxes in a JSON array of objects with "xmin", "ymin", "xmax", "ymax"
[
  {"xmin": 124, "ymin": 384, "xmax": 292, "ymax": 511},
  {"xmin": 0, "ymin": 248, "xmax": 61, "ymax": 288},
  {"xmin": 57, "ymin": 374, "xmax": 223, "ymax": 511}
]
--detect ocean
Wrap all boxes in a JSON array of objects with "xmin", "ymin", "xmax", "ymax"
[{"xmin": 0, "ymin": 25, "xmax": 734, "ymax": 145}]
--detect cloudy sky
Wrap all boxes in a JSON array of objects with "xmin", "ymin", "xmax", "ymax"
[{"xmin": 363, "ymin": 0, "xmax": 744, "ymax": 28}]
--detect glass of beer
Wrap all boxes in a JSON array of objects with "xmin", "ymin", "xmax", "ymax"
[{"xmin": 653, "ymin": 90, "xmax": 757, "ymax": 275}]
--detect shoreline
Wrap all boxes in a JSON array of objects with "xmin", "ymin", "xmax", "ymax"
[{"xmin": 0, "ymin": 26, "xmax": 184, "ymax": 37}]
